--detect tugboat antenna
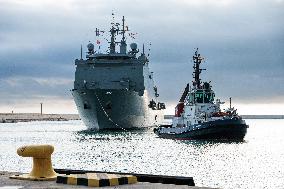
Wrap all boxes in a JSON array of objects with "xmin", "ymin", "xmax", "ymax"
[{"xmin": 192, "ymin": 48, "xmax": 205, "ymax": 89}]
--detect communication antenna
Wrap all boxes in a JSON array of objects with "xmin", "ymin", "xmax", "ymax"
[
  {"xmin": 122, "ymin": 16, "xmax": 126, "ymax": 42},
  {"xmin": 147, "ymin": 42, "xmax": 152, "ymax": 57},
  {"xmin": 109, "ymin": 11, "xmax": 121, "ymax": 53},
  {"xmin": 111, "ymin": 10, "xmax": 115, "ymax": 24}
]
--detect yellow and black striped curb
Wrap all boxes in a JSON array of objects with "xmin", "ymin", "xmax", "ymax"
[
  {"xmin": 56, "ymin": 173, "xmax": 137, "ymax": 187},
  {"xmin": 55, "ymin": 169, "xmax": 195, "ymax": 186}
]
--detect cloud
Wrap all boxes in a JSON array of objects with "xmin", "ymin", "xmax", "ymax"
[
  {"xmin": 0, "ymin": 0, "xmax": 283, "ymax": 113},
  {"xmin": 0, "ymin": 76, "xmax": 73, "ymax": 105}
]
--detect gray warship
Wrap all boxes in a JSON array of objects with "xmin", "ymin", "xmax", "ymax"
[{"xmin": 72, "ymin": 16, "xmax": 165, "ymax": 130}]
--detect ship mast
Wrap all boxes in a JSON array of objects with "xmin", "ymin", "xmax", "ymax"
[
  {"xmin": 120, "ymin": 16, "xmax": 127, "ymax": 54},
  {"xmin": 192, "ymin": 48, "xmax": 205, "ymax": 89},
  {"xmin": 109, "ymin": 12, "xmax": 119, "ymax": 54},
  {"xmin": 109, "ymin": 25, "xmax": 117, "ymax": 54},
  {"xmin": 109, "ymin": 15, "xmax": 127, "ymax": 54},
  {"xmin": 121, "ymin": 16, "xmax": 126, "ymax": 42}
]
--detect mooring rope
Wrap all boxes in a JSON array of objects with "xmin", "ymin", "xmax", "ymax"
[{"xmin": 94, "ymin": 91, "xmax": 127, "ymax": 131}]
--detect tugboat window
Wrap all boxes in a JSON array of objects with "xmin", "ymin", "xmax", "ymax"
[
  {"xmin": 204, "ymin": 93, "xmax": 211, "ymax": 103},
  {"xmin": 195, "ymin": 92, "xmax": 203, "ymax": 103}
]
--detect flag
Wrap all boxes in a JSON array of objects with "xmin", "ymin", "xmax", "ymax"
[{"xmin": 128, "ymin": 32, "xmax": 138, "ymax": 39}]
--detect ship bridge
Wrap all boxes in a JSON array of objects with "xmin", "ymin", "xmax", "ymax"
[{"xmin": 187, "ymin": 88, "xmax": 215, "ymax": 104}]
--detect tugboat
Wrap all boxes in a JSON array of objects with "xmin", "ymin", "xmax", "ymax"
[{"xmin": 154, "ymin": 49, "xmax": 248, "ymax": 140}]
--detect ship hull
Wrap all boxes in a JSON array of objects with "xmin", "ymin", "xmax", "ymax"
[
  {"xmin": 154, "ymin": 119, "xmax": 248, "ymax": 140},
  {"xmin": 72, "ymin": 89, "xmax": 163, "ymax": 130}
]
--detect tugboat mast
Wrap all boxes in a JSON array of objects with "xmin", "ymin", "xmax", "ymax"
[{"xmin": 192, "ymin": 48, "xmax": 205, "ymax": 89}]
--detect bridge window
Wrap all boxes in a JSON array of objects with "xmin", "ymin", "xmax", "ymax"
[{"xmin": 195, "ymin": 92, "xmax": 203, "ymax": 103}]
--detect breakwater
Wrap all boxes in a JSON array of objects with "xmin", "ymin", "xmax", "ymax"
[
  {"xmin": 164, "ymin": 115, "xmax": 284, "ymax": 119},
  {"xmin": 1, "ymin": 113, "xmax": 283, "ymax": 123},
  {"xmin": 241, "ymin": 115, "xmax": 284, "ymax": 119},
  {"xmin": 0, "ymin": 113, "xmax": 80, "ymax": 123}
]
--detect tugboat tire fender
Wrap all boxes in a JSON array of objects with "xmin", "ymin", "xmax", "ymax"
[{"xmin": 233, "ymin": 117, "xmax": 238, "ymax": 120}]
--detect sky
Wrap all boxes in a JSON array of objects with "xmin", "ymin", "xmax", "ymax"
[{"xmin": 0, "ymin": 0, "xmax": 283, "ymax": 115}]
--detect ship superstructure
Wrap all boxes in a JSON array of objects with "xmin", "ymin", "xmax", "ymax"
[
  {"xmin": 72, "ymin": 16, "xmax": 165, "ymax": 130},
  {"xmin": 154, "ymin": 49, "xmax": 248, "ymax": 140}
]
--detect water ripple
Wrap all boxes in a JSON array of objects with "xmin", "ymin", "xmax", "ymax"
[{"xmin": 0, "ymin": 119, "xmax": 283, "ymax": 189}]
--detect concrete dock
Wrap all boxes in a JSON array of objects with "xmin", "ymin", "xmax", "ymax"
[{"xmin": 0, "ymin": 171, "xmax": 215, "ymax": 189}]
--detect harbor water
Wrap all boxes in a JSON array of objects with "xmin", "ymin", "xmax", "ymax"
[{"xmin": 0, "ymin": 119, "xmax": 283, "ymax": 189}]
